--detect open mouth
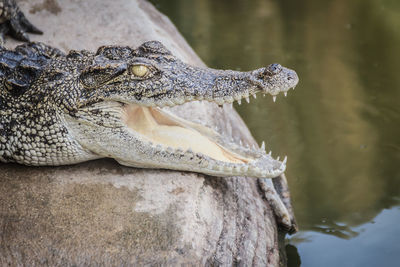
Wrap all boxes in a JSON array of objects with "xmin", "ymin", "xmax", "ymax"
[
  {"xmin": 84, "ymin": 60, "xmax": 299, "ymax": 178},
  {"xmin": 121, "ymin": 101, "xmax": 287, "ymax": 178}
]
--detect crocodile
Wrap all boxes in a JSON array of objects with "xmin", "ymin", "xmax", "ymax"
[{"xmin": 0, "ymin": 0, "xmax": 298, "ymax": 179}]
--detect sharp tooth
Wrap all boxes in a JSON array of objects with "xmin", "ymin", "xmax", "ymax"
[
  {"xmin": 239, "ymin": 140, "xmax": 243, "ymax": 146},
  {"xmin": 284, "ymin": 92, "xmax": 287, "ymax": 97},
  {"xmin": 273, "ymin": 96, "xmax": 277, "ymax": 102},
  {"xmin": 283, "ymin": 156, "xmax": 287, "ymax": 163},
  {"xmin": 245, "ymin": 97, "xmax": 250, "ymax": 103},
  {"xmin": 253, "ymin": 94, "xmax": 257, "ymax": 99},
  {"xmin": 201, "ymin": 160, "xmax": 209, "ymax": 167},
  {"xmin": 241, "ymin": 165, "xmax": 249, "ymax": 172},
  {"xmin": 232, "ymin": 165, "xmax": 240, "ymax": 174},
  {"xmin": 268, "ymin": 151, "xmax": 272, "ymax": 156},
  {"xmin": 213, "ymin": 164, "xmax": 221, "ymax": 171},
  {"xmin": 277, "ymin": 156, "xmax": 280, "ymax": 161},
  {"xmin": 238, "ymin": 99, "xmax": 242, "ymax": 105},
  {"xmin": 252, "ymin": 167, "xmax": 261, "ymax": 174},
  {"xmin": 261, "ymin": 141, "xmax": 265, "ymax": 151},
  {"xmin": 224, "ymin": 163, "xmax": 233, "ymax": 171},
  {"xmin": 263, "ymin": 93, "xmax": 266, "ymax": 97}
]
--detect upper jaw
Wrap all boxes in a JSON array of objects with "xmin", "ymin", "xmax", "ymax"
[{"xmin": 137, "ymin": 63, "xmax": 299, "ymax": 108}]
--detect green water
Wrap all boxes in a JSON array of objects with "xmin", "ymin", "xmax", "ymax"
[{"xmin": 150, "ymin": 0, "xmax": 400, "ymax": 265}]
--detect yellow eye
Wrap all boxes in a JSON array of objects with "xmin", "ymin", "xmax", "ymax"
[{"xmin": 131, "ymin": 65, "xmax": 149, "ymax": 77}]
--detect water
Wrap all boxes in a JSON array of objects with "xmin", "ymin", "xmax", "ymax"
[{"xmin": 150, "ymin": 0, "xmax": 400, "ymax": 266}]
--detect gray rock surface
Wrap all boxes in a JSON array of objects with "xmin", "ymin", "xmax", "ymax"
[{"xmin": 0, "ymin": 0, "xmax": 287, "ymax": 265}]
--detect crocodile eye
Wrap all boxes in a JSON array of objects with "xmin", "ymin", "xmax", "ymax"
[{"xmin": 131, "ymin": 65, "xmax": 149, "ymax": 77}]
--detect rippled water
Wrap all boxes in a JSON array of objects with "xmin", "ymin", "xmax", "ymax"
[{"xmin": 151, "ymin": 0, "xmax": 400, "ymax": 265}]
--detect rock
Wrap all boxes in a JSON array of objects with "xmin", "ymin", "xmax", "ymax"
[{"xmin": 0, "ymin": 0, "xmax": 293, "ymax": 265}]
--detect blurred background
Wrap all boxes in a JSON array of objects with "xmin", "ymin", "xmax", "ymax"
[{"xmin": 151, "ymin": 0, "xmax": 400, "ymax": 266}]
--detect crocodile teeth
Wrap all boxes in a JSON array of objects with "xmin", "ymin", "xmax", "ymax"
[
  {"xmin": 273, "ymin": 96, "xmax": 277, "ymax": 102},
  {"xmin": 238, "ymin": 99, "xmax": 242, "ymax": 105},
  {"xmin": 284, "ymin": 92, "xmax": 287, "ymax": 97},
  {"xmin": 245, "ymin": 97, "xmax": 250, "ymax": 103},
  {"xmin": 268, "ymin": 151, "xmax": 272, "ymax": 156},
  {"xmin": 261, "ymin": 141, "xmax": 265, "ymax": 151},
  {"xmin": 212, "ymin": 164, "xmax": 221, "ymax": 171},
  {"xmin": 277, "ymin": 156, "xmax": 280, "ymax": 161},
  {"xmin": 253, "ymin": 94, "xmax": 257, "ymax": 99},
  {"xmin": 252, "ymin": 167, "xmax": 261, "ymax": 175},
  {"xmin": 283, "ymin": 156, "xmax": 287, "ymax": 164},
  {"xmin": 224, "ymin": 164, "xmax": 233, "ymax": 172},
  {"xmin": 200, "ymin": 160, "xmax": 209, "ymax": 168},
  {"xmin": 240, "ymin": 165, "xmax": 249, "ymax": 172},
  {"xmin": 232, "ymin": 166, "xmax": 240, "ymax": 175}
]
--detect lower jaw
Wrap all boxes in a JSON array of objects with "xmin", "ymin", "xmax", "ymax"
[{"xmin": 120, "ymin": 103, "xmax": 285, "ymax": 178}]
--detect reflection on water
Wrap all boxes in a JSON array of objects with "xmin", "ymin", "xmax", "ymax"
[
  {"xmin": 309, "ymin": 219, "xmax": 359, "ymax": 240},
  {"xmin": 151, "ymin": 0, "xmax": 400, "ymax": 265},
  {"xmin": 289, "ymin": 207, "xmax": 400, "ymax": 267}
]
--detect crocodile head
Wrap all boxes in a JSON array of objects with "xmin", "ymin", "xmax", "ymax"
[
  {"xmin": 61, "ymin": 41, "xmax": 298, "ymax": 178},
  {"xmin": 0, "ymin": 41, "xmax": 297, "ymax": 178}
]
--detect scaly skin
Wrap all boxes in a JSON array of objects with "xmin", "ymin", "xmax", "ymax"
[{"xmin": 0, "ymin": 1, "xmax": 299, "ymax": 179}]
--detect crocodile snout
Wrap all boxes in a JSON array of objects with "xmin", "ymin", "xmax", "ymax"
[{"xmin": 249, "ymin": 63, "xmax": 298, "ymax": 99}]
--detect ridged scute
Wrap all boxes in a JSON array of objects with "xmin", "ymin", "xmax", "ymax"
[
  {"xmin": 96, "ymin": 46, "xmax": 133, "ymax": 60},
  {"xmin": 136, "ymin": 41, "xmax": 172, "ymax": 56},
  {"xmin": 0, "ymin": 43, "xmax": 56, "ymax": 96}
]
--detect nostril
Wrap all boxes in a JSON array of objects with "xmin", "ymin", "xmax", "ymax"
[
  {"xmin": 287, "ymin": 72, "xmax": 298, "ymax": 82},
  {"xmin": 266, "ymin": 63, "xmax": 282, "ymax": 76}
]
